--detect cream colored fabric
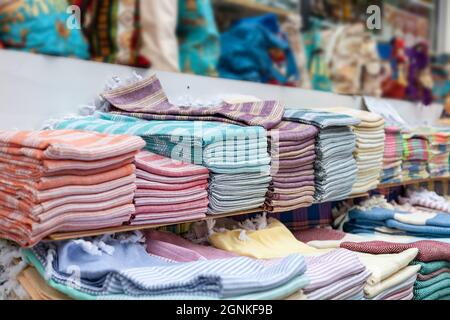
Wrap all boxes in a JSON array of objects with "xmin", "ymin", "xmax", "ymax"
[
  {"xmin": 363, "ymin": 265, "xmax": 421, "ymax": 298},
  {"xmin": 140, "ymin": 0, "xmax": 180, "ymax": 72},
  {"xmin": 356, "ymin": 248, "xmax": 418, "ymax": 286}
]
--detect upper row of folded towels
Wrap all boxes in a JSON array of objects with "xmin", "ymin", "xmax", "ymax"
[{"xmin": 0, "ymin": 74, "xmax": 449, "ymax": 247}]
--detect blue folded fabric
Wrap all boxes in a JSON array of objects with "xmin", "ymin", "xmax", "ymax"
[
  {"xmin": 26, "ymin": 239, "xmax": 307, "ymax": 298},
  {"xmin": 345, "ymin": 207, "xmax": 450, "ymax": 238}
]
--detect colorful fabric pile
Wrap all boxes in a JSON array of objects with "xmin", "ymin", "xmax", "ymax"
[
  {"xmin": 22, "ymin": 235, "xmax": 308, "ymax": 300},
  {"xmin": 265, "ymin": 122, "xmax": 318, "ymax": 212},
  {"xmin": 199, "ymin": 216, "xmax": 371, "ymax": 300},
  {"xmin": 402, "ymin": 133, "xmax": 430, "ymax": 181},
  {"xmin": 327, "ymin": 108, "xmax": 385, "ymax": 194},
  {"xmin": 339, "ymin": 241, "xmax": 450, "ymax": 300},
  {"xmin": 0, "ymin": 130, "xmax": 145, "ymax": 247},
  {"xmin": 295, "ymin": 229, "xmax": 421, "ymax": 300},
  {"xmin": 381, "ymin": 127, "xmax": 404, "ymax": 184},
  {"xmin": 283, "ymin": 109, "xmax": 360, "ymax": 202},
  {"xmin": 131, "ymin": 151, "xmax": 209, "ymax": 225},
  {"xmin": 54, "ymin": 113, "xmax": 271, "ymax": 215}
]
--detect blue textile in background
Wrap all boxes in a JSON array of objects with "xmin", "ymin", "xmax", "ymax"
[{"xmin": 218, "ymin": 14, "xmax": 299, "ymax": 85}]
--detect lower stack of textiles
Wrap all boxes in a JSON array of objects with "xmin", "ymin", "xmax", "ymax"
[
  {"xmin": 380, "ymin": 126, "xmax": 404, "ymax": 184},
  {"xmin": 296, "ymin": 228, "xmax": 450, "ymax": 300},
  {"xmin": 132, "ymin": 151, "xmax": 210, "ymax": 225},
  {"xmin": 402, "ymin": 133, "xmax": 430, "ymax": 181},
  {"xmin": 0, "ymin": 130, "xmax": 145, "ymax": 247},
  {"xmin": 5, "ymin": 191, "xmax": 450, "ymax": 300}
]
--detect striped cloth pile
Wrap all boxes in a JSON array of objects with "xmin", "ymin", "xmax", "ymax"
[
  {"xmin": 381, "ymin": 126, "xmax": 404, "ymax": 184},
  {"xmin": 131, "ymin": 151, "xmax": 209, "ymax": 225},
  {"xmin": 265, "ymin": 121, "xmax": 318, "ymax": 212},
  {"xmin": 402, "ymin": 133, "xmax": 430, "ymax": 181},
  {"xmin": 54, "ymin": 112, "xmax": 271, "ymax": 214},
  {"xmin": 327, "ymin": 107, "xmax": 385, "ymax": 194},
  {"xmin": 22, "ymin": 237, "xmax": 308, "ymax": 300},
  {"xmin": 295, "ymin": 229, "xmax": 421, "ymax": 300},
  {"xmin": 0, "ymin": 130, "xmax": 145, "ymax": 247},
  {"xmin": 301, "ymin": 249, "xmax": 371, "ymax": 300},
  {"xmin": 283, "ymin": 109, "xmax": 360, "ymax": 202},
  {"xmin": 418, "ymin": 130, "xmax": 450, "ymax": 178}
]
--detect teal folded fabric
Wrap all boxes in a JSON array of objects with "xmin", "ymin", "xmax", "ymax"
[
  {"xmin": 415, "ymin": 272, "xmax": 450, "ymax": 289},
  {"xmin": 54, "ymin": 112, "xmax": 270, "ymax": 173},
  {"xmin": 412, "ymin": 261, "xmax": 450, "ymax": 275},
  {"xmin": 22, "ymin": 249, "xmax": 308, "ymax": 300},
  {"xmin": 414, "ymin": 282, "xmax": 450, "ymax": 300}
]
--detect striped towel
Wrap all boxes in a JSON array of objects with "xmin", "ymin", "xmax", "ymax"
[
  {"xmin": 54, "ymin": 112, "xmax": 270, "ymax": 172},
  {"xmin": 135, "ymin": 151, "xmax": 209, "ymax": 177},
  {"xmin": 283, "ymin": 108, "xmax": 361, "ymax": 128},
  {"xmin": 102, "ymin": 74, "xmax": 284, "ymax": 130},
  {"xmin": 0, "ymin": 130, "xmax": 145, "ymax": 161}
]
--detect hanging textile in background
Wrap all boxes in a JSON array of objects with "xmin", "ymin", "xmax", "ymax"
[
  {"xmin": 74, "ymin": 0, "xmax": 149, "ymax": 67},
  {"xmin": 0, "ymin": 0, "xmax": 89, "ymax": 59},
  {"xmin": 139, "ymin": 0, "xmax": 179, "ymax": 72},
  {"xmin": 218, "ymin": 14, "xmax": 299, "ymax": 86},
  {"xmin": 177, "ymin": 0, "xmax": 220, "ymax": 76},
  {"xmin": 303, "ymin": 20, "xmax": 333, "ymax": 92},
  {"xmin": 384, "ymin": 4, "xmax": 429, "ymax": 40}
]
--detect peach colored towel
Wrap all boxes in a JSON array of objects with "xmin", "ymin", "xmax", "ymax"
[{"xmin": 0, "ymin": 130, "xmax": 145, "ymax": 160}]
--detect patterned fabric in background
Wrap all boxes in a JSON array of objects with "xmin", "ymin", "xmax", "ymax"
[
  {"xmin": 73, "ymin": 0, "xmax": 149, "ymax": 67},
  {"xmin": 303, "ymin": 20, "xmax": 333, "ymax": 92},
  {"xmin": 0, "ymin": 0, "xmax": 89, "ymax": 58},
  {"xmin": 177, "ymin": 0, "xmax": 220, "ymax": 77},
  {"xmin": 218, "ymin": 14, "xmax": 299, "ymax": 86}
]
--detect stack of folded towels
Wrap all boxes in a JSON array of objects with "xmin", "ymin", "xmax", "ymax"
[
  {"xmin": 265, "ymin": 121, "xmax": 319, "ymax": 212},
  {"xmin": 295, "ymin": 228, "xmax": 421, "ymax": 300},
  {"xmin": 283, "ymin": 108, "xmax": 360, "ymax": 202},
  {"xmin": 54, "ymin": 112, "xmax": 271, "ymax": 215},
  {"xmin": 381, "ymin": 126, "xmax": 404, "ymax": 184},
  {"xmin": 401, "ymin": 133, "xmax": 430, "ymax": 181},
  {"xmin": 419, "ymin": 130, "xmax": 450, "ymax": 178},
  {"xmin": 21, "ymin": 235, "xmax": 308, "ymax": 300},
  {"xmin": 131, "ymin": 151, "xmax": 210, "ymax": 225},
  {"xmin": 327, "ymin": 107, "xmax": 385, "ymax": 194},
  {"xmin": 0, "ymin": 130, "xmax": 145, "ymax": 247},
  {"xmin": 342, "ymin": 195, "xmax": 450, "ymax": 238}
]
